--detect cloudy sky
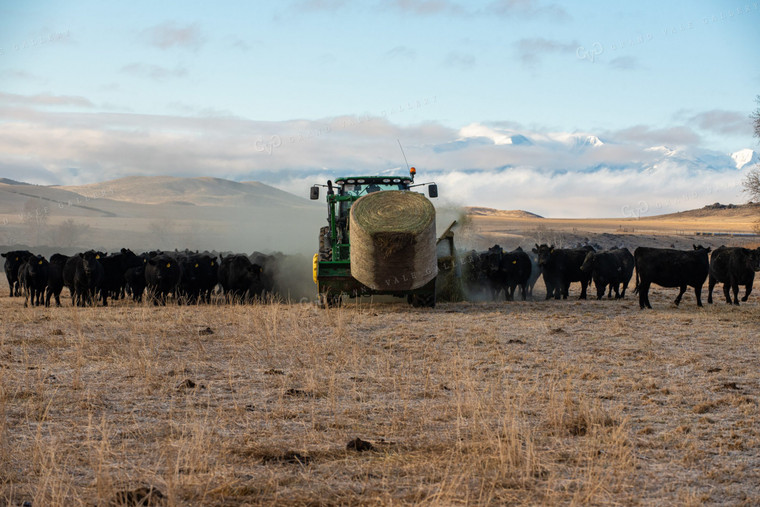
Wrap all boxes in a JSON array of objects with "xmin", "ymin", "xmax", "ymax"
[{"xmin": 1, "ymin": 0, "xmax": 759, "ymax": 217}]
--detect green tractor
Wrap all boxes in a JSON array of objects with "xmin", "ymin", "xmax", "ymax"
[{"xmin": 310, "ymin": 167, "xmax": 439, "ymax": 308}]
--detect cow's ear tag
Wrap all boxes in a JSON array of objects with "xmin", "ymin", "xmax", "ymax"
[
  {"xmin": 96, "ymin": 255, "xmax": 100, "ymax": 259},
  {"xmin": 194, "ymin": 263, "xmax": 199, "ymax": 268},
  {"xmin": 166, "ymin": 263, "xmax": 171, "ymax": 268},
  {"xmin": 39, "ymin": 260, "xmax": 43, "ymax": 265},
  {"xmin": 512, "ymin": 260, "xmax": 517, "ymax": 264},
  {"xmin": 210, "ymin": 261, "xmax": 214, "ymax": 266}
]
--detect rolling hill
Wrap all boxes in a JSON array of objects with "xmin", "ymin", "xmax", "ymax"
[
  {"xmin": 0, "ymin": 176, "xmax": 324, "ymax": 253},
  {"xmin": 465, "ymin": 207, "xmax": 544, "ymax": 219},
  {"xmin": 60, "ymin": 176, "xmax": 313, "ymax": 208}
]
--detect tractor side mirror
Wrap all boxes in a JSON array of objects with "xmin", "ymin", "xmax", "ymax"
[
  {"xmin": 310, "ymin": 186, "xmax": 320, "ymax": 200},
  {"xmin": 428, "ymin": 184, "xmax": 438, "ymax": 198}
]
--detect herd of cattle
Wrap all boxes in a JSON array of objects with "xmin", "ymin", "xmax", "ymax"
[
  {"xmin": 461, "ymin": 243, "xmax": 760, "ymax": 309},
  {"xmin": 3, "ymin": 243, "xmax": 760, "ymax": 309},
  {"xmin": 2, "ymin": 249, "xmax": 280, "ymax": 307}
]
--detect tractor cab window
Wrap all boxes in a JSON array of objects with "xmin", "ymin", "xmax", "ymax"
[
  {"xmin": 340, "ymin": 181, "xmax": 408, "ymax": 197},
  {"xmin": 340, "ymin": 184, "xmax": 361, "ymax": 196}
]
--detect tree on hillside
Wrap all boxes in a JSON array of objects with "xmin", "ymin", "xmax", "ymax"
[
  {"xmin": 745, "ymin": 169, "xmax": 760, "ymax": 200},
  {"xmin": 753, "ymin": 94, "xmax": 760, "ymax": 139},
  {"xmin": 22, "ymin": 198, "xmax": 50, "ymax": 245},
  {"xmin": 52, "ymin": 218, "xmax": 90, "ymax": 248}
]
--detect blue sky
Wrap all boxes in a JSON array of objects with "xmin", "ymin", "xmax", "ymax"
[{"xmin": 1, "ymin": 0, "xmax": 759, "ymax": 216}]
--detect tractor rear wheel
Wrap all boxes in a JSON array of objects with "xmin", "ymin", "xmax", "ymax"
[
  {"xmin": 408, "ymin": 291, "xmax": 436, "ymax": 308},
  {"xmin": 408, "ymin": 278, "xmax": 436, "ymax": 308}
]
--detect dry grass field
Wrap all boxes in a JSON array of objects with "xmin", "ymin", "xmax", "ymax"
[{"xmin": 2, "ymin": 275, "xmax": 759, "ymax": 506}]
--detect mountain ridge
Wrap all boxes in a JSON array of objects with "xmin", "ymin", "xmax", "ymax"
[
  {"xmin": 465, "ymin": 207, "xmax": 544, "ymax": 219},
  {"xmin": 446, "ymin": 123, "xmax": 758, "ymax": 173},
  {"xmin": 0, "ymin": 176, "xmax": 324, "ymax": 253},
  {"xmin": 57, "ymin": 175, "xmax": 315, "ymax": 207}
]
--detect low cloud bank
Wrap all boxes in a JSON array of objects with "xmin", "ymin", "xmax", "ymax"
[{"xmin": 0, "ymin": 97, "xmax": 754, "ymax": 218}]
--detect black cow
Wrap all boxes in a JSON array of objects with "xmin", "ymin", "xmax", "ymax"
[
  {"xmin": 580, "ymin": 248, "xmax": 635, "ymax": 300},
  {"xmin": 3, "ymin": 250, "xmax": 33, "ymax": 296},
  {"xmin": 634, "ymin": 245, "xmax": 710, "ymax": 309},
  {"xmin": 65, "ymin": 251, "xmax": 106, "ymax": 306},
  {"xmin": 532, "ymin": 244, "xmax": 594, "ymax": 300},
  {"xmin": 197, "ymin": 253, "xmax": 219, "ymax": 303},
  {"xmin": 19, "ymin": 255, "xmax": 49, "ymax": 307},
  {"xmin": 516, "ymin": 247, "xmax": 540, "ymax": 299},
  {"xmin": 45, "ymin": 253, "xmax": 69, "ymax": 307},
  {"xmin": 174, "ymin": 251, "xmax": 204, "ymax": 304},
  {"xmin": 98, "ymin": 252, "xmax": 129, "ymax": 306},
  {"xmin": 219, "ymin": 254, "xmax": 264, "ymax": 303},
  {"xmin": 512, "ymin": 246, "xmax": 539, "ymax": 299},
  {"xmin": 171, "ymin": 250, "xmax": 218, "ymax": 304},
  {"xmin": 475, "ymin": 246, "xmax": 533, "ymax": 301},
  {"xmin": 480, "ymin": 245, "xmax": 505, "ymax": 300},
  {"xmin": 501, "ymin": 248, "xmax": 533, "ymax": 301},
  {"xmin": 462, "ymin": 249, "xmax": 488, "ymax": 299},
  {"xmin": 117, "ymin": 248, "xmax": 144, "ymax": 299},
  {"xmin": 707, "ymin": 246, "xmax": 760, "ymax": 305},
  {"xmin": 144, "ymin": 254, "xmax": 180, "ymax": 305},
  {"xmin": 124, "ymin": 253, "xmax": 149, "ymax": 302}
]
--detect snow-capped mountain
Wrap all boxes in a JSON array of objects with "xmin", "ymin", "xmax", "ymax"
[
  {"xmin": 444, "ymin": 124, "xmax": 754, "ymax": 176},
  {"xmin": 422, "ymin": 123, "xmax": 757, "ymax": 217},
  {"xmin": 645, "ymin": 146, "xmax": 676, "ymax": 156},
  {"xmin": 731, "ymin": 149, "xmax": 760, "ymax": 169},
  {"xmin": 549, "ymin": 132, "xmax": 605, "ymax": 148},
  {"xmin": 457, "ymin": 123, "xmax": 534, "ymax": 145},
  {"xmin": 654, "ymin": 148, "xmax": 741, "ymax": 172},
  {"xmin": 449, "ymin": 125, "xmax": 607, "ymax": 153}
]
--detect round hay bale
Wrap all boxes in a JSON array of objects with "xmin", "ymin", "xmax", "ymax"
[{"xmin": 350, "ymin": 191, "xmax": 437, "ymax": 291}]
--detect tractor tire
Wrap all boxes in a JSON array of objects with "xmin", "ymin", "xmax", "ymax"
[
  {"xmin": 408, "ymin": 278, "xmax": 436, "ymax": 308},
  {"xmin": 409, "ymin": 291, "xmax": 436, "ymax": 308}
]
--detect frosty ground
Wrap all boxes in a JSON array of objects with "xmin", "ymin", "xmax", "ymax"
[{"xmin": 1, "ymin": 280, "xmax": 758, "ymax": 505}]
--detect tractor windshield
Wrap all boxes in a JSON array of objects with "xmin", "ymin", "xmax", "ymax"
[{"xmin": 341, "ymin": 181, "xmax": 408, "ymax": 196}]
